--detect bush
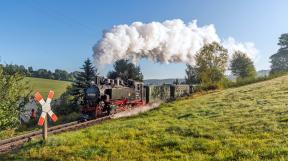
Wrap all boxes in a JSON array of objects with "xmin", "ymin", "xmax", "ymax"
[
  {"xmin": 54, "ymin": 86, "xmax": 80, "ymax": 115},
  {"xmin": 0, "ymin": 67, "xmax": 31, "ymax": 130},
  {"xmin": 193, "ymin": 77, "xmax": 230, "ymax": 92},
  {"xmin": 52, "ymin": 112, "xmax": 81, "ymax": 125}
]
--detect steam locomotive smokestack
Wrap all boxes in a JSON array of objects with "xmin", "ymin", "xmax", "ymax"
[{"xmin": 93, "ymin": 19, "xmax": 258, "ymax": 65}]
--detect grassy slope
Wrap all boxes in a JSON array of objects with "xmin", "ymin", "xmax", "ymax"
[
  {"xmin": 3, "ymin": 75, "xmax": 288, "ymax": 160},
  {"xmin": 25, "ymin": 77, "xmax": 71, "ymax": 98}
]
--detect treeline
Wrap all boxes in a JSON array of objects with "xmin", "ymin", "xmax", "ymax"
[
  {"xmin": 185, "ymin": 32, "xmax": 288, "ymax": 89},
  {"xmin": 0, "ymin": 64, "xmax": 78, "ymax": 81}
]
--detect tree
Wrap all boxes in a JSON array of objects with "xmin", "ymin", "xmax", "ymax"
[
  {"xmin": 107, "ymin": 59, "xmax": 143, "ymax": 81},
  {"xmin": 195, "ymin": 42, "xmax": 228, "ymax": 86},
  {"xmin": 270, "ymin": 48, "xmax": 288, "ymax": 74},
  {"xmin": 0, "ymin": 66, "xmax": 31, "ymax": 130},
  {"xmin": 28, "ymin": 66, "xmax": 33, "ymax": 77},
  {"xmin": 54, "ymin": 69, "xmax": 69, "ymax": 81},
  {"xmin": 68, "ymin": 71, "xmax": 80, "ymax": 82},
  {"xmin": 270, "ymin": 33, "xmax": 288, "ymax": 74},
  {"xmin": 278, "ymin": 33, "xmax": 288, "ymax": 48},
  {"xmin": 70, "ymin": 58, "xmax": 98, "ymax": 105},
  {"xmin": 33, "ymin": 69, "xmax": 54, "ymax": 79},
  {"xmin": 230, "ymin": 51, "xmax": 256, "ymax": 80},
  {"xmin": 185, "ymin": 64, "xmax": 200, "ymax": 84},
  {"xmin": 3, "ymin": 64, "xmax": 28, "ymax": 76}
]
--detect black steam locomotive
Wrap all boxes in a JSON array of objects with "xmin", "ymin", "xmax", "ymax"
[
  {"xmin": 81, "ymin": 76, "xmax": 194, "ymax": 119},
  {"xmin": 81, "ymin": 76, "xmax": 145, "ymax": 118}
]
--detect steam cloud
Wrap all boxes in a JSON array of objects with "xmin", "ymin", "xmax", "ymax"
[
  {"xmin": 93, "ymin": 19, "xmax": 258, "ymax": 65},
  {"xmin": 111, "ymin": 102, "xmax": 161, "ymax": 119}
]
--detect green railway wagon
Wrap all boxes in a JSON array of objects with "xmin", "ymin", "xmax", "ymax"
[
  {"xmin": 170, "ymin": 85, "xmax": 190, "ymax": 98},
  {"xmin": 145, "ymin": 84, "xmax": 172, "ymax": 103}
]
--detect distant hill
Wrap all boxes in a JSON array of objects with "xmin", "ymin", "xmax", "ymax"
[
  {"xmin": 256, "ymin": 70, "xmax": 270, "ymax": 77},
  {"xmin": 144, "ymin": 78, "xmax": 185, "ymax": 85},
  {"xmin": 25, "ymin": 77, "xmax": 71, "ymax": 98}
]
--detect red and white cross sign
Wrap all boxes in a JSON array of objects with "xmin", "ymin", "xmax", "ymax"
[{"xmin": 34, "ymin": 90, "xmax": 58, "ymax": 126}]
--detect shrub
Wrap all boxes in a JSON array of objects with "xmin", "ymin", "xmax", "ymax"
[{"xmin": 0, "ymin": 67, "xmax": 31, "ymax": 130}]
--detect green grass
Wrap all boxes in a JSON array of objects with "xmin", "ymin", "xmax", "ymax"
[
  {"xmin": 25, "ymin": 77, "xmax": 71, "ymax": 98},
  {"xmin": 3, "ymin": 75, "xmax": 288, "ymax": 160}
]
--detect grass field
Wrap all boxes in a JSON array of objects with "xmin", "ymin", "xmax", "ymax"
[
  {"xmin": 2, "ymin": 75, "xmax": 288, "ymax": 160},
  {"xmin": 25, "ymin": 77, "xmax": 71, "ymax": 98}
]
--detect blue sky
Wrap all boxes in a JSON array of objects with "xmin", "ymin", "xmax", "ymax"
[{"xmin": 0, "ymin": 0, "xmax": 287, "ymax": 79}]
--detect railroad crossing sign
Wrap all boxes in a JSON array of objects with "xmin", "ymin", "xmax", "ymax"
[
  {"xmin": 34, "ymin": 90, "xmax": 58, "ymax": 125},
  {"xmin": 34, "ymin": 90, "xmax": 58, "ymax": 140}
]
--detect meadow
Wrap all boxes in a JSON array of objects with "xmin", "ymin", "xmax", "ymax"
[
  {"xmin": 25, "ymin": 77, "xmax": 71, "ymax": 98},
  {"xmin": 2, "ymin": 75, "xmax": 288, "ymax": 160}
]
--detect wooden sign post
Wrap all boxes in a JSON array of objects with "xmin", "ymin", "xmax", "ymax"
[{"xmin": 43, "ymin": 114, "xmax": 48, "ymax": 140}]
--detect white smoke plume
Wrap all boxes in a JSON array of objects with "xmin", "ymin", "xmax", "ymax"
[
  {"xmin": 93, "ymin": 19, "xmax": 258, "ymax": 65},
  {"xmin": 111, "ymin": 102, "xmax": 161, "ymax": 119}
]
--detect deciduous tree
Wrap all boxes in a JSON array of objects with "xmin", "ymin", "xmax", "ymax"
[
  {"xmin": 278, "ymin": 33, "xmax": 288, "ymax": 48},
  {"xmin": 0, "ymin": 66, "xmax": 30, "ymax": 130},
  {"xmin": 185, "ymin": 64, "xmax": 200, "ymax": 84},
  {"xmin": 270, "ymin": 33, "xmax": 288, "ymax": 74},
  {"xmin": 107, "ymin": 59, "xmax": 143, "ymax": 81},
  {"xmin": 195, "ymin": 42, "xmax": 228, "ymax": 87},
  {"xmin": 230, "ymin": 51, "xmax": 256, "ymax": 80}
]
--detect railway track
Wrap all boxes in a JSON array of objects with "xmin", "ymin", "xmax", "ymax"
[{"xmin": 0, "ymin": 116, "xmax": 111, "ymax": 154}]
